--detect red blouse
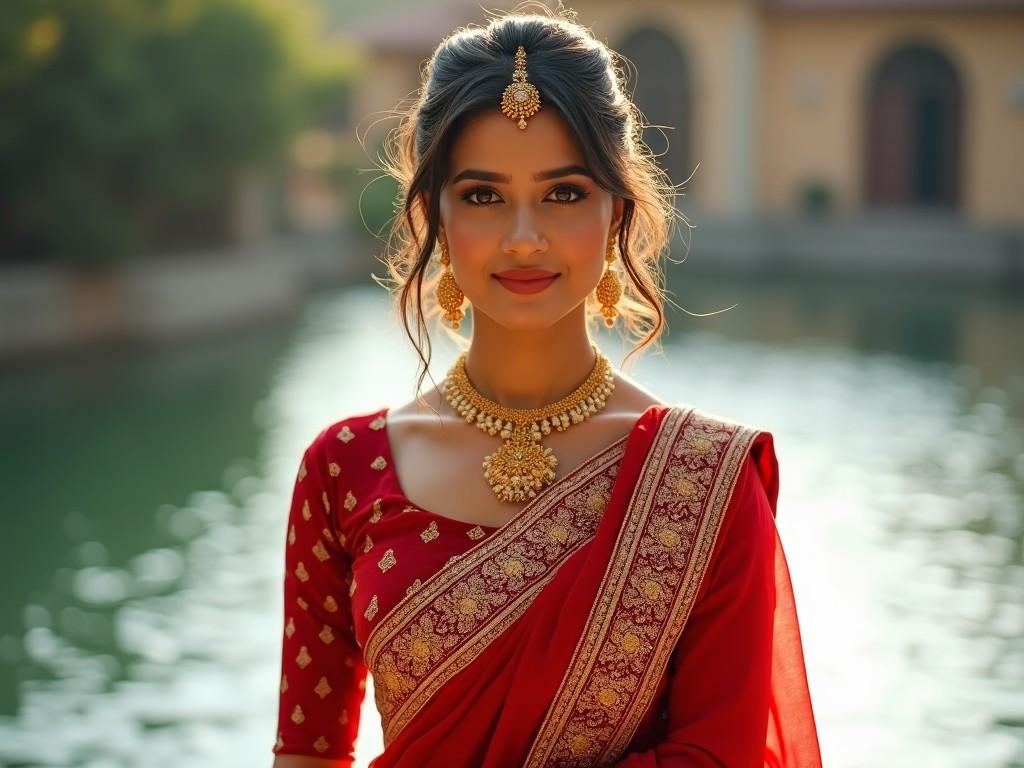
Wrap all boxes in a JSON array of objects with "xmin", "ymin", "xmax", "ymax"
[{"xmin": 272, "ymin": 406, "xmax": 790, "ymax": 766}]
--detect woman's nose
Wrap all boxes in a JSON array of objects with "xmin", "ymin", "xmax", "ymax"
[{"xmin": 502, "ymin": 204, "xmax": 548, "ymax": 257}]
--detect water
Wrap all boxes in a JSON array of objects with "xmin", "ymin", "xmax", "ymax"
[{"xmin": 0, "ymin": 275, "xmax": 1021, "ymax": 767}]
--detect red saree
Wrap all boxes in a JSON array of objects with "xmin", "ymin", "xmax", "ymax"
[{"xmin": 273, "ymin": 404, "xmax": 821, "ymax": 767}]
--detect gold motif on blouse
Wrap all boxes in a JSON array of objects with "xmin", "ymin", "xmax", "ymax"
[
  {"xmin": 275, "ymin": 731, "xmax": 284, "ymax": 750},
  {"xmin": 328, "ymin": 462, "xmax": 341, "ymax": 477},
  {"xmin": 420, "ymin": 521, "xmax": 439, "ymax": 542},
  {"xmin": 466, "ymin": 526, "xmax": 485, "ymax": 540},
  {"xmin": 337, "ymin": 425, "xmax": 355, "ymax": 442},
  {"xmin": 288, "ymin": 524, "xmax": 296, "ymax": 545},
  {"xmin": 349, "ymin": 578, "xmax": 357, "ymax": 597},
  {"xmin": 323, "ymin": 595, "xmax": 338, "ymax": 613},
  {"xmin": 313, "ymin": 736, "xmax": 329, "ymax": 753},
  {"xmin": 371, "ymin": 455, "xmax": 387, "ymax": 471},
  {"xmin": 363, "ymin": 534, "xmax": 374, "ymax": 553},
  {"xmin": 319, "ymin": 625, "xmax": 335, "ymax": 644},
  {"xmin": 284, "ymin": 617, "xmax": 295, "ymax": 638},
  {"xmin": 296, "ymin": 596, "xmax": 308, "ymax": 610},
  {"xmin": 321, "ymin": 526, "xmax": 335, "ymax": 543},
  {"xmin": 378, "ymin": 548, "xmax": 397, "ymax": 573},
  {"xmin": 344, "ymin": 490, "xmax": 357, "ymax": 511},
  {"xmin": 339, "ymin": 709, "xmax": 349, "ymax": 725},
  {"xmin": 314, "ymin": 676, "xmax": 332, "ymax": 698},
  {"xmin": 369, "ymin": 416, "xmax": 386, "ymax": 431},
  {"xmin": 301, "ymin": 500, "xmax": 312, "ymax": 521},
  {"xmin": 321, "ymin": 491, "xmax": 330, "ymax": 513},
  {"xmin": 290, "ymin": 705, "xmax": 305, "ymax": 724},
  {"xmin": 365, "ymin": 594, "xmax": 379, "ymax": 621},
  {"xmin": 296, "ymin": 460, "xmax": 307, "ymax": 482},
  {"xmin": 296, "ymin": 646, "xmax": 312, "ymax": 669},
  {"xmin": 370, "ymin": 500, "xmax": 383, "ymax": 523},
  {"xmin": 280, "ymin": 673, "xmax": 288, "ymax": 693},
  {"xmin": 312, "ymin": 539, "xmax": 330, "ymax": 562},
  {"xmin": 294, "ymin": 561, "xmax": 309, "ymax": 582}
]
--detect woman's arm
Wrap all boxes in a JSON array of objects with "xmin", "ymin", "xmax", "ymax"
[{"xmin": 271, "ymin": 432, "xmax": 368, "ymax": 763}]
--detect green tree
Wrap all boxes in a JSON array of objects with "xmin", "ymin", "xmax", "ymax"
[{"xmin": 0, "ymin": 0, "xmax": 353, "ymax": 272}]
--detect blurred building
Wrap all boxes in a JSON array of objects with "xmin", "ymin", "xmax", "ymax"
[{"xmin": 341, "ymin": 0, "xmax": 1024, "ymax": 226}]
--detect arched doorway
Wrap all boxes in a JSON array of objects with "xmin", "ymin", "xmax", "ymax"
[
  {"xmin": 616, "ymin": 27, "xmax": 692, "ymax": 192},
  {"xmin": 865, "ymin": 43, "xmax": 963, "ymax": 210}
]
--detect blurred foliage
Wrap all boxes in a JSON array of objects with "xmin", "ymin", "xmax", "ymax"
[
  {"xmin": 332, "ymin": 141, "xmax": 401, "ymax": 242},
  {"xmin": 0, "ymin": 0, "xmax": 358, "ymax": 272}
]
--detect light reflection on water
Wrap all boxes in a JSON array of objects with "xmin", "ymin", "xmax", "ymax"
[{"xmin": 0, "ymin": 281, "xmax": 1021, "ymax": 767}]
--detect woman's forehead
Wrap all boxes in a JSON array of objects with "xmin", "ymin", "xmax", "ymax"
[{"xmin": 448, "ymin": 108, "xmax": 585, "ymax": 178}]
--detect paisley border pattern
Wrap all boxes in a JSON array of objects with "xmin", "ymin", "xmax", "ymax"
[
  {"xmin": 524, "ymin": 406, "xmax": 761, "ymax": 767},
  {"xmin": 365, "ymin": 426, "xmax": 645, "ymax": 746}
]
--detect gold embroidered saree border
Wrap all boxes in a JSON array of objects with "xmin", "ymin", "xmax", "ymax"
[
  {"xmin": 524, "ymin": 406, "xmax": 761, "ymax": 767},
  {"xmin": 367, "ymin": 439, "xmax": 629, "ymax": 746}
]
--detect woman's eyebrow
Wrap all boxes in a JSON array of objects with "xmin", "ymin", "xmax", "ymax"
[{"xmin": 451, "ymin": 164, "xmax": 593, "ymax": 184}]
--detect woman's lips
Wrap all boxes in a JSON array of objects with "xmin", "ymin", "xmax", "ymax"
[{"xmin": 493, "ymin": 274, "xmax": 560, "ymax": 294}]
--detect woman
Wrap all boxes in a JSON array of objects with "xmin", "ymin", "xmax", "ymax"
[{"xmin": 272, "ymin": 9, "xmax": 821, "ymax": 767}]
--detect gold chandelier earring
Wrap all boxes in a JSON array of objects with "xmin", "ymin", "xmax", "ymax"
[
  {"xmin": 435, "ymin": 238, "xmax": 465, "ymax": 330},
  {"xmin": 595, "ymin": 235, "xmax": 623, "ymax": 327}
]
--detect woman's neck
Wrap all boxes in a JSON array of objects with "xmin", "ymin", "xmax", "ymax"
[{"xmin": 462, "ymin": 313, "xmax": 599, "ymax": 411}]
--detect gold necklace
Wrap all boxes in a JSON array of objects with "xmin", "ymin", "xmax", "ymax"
[{"xmin": 441, "ymin": 343, "xmax": 615, "ymax": 503}]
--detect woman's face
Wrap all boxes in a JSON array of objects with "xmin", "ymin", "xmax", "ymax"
[{"xmin": 437, "ymin": 107, "xmax": 623, "ymax": 332}]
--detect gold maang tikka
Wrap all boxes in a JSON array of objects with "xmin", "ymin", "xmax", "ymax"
[
  {"xmin": 596, "ymin": 236, "xmax": 624, "ymax": 327},
  {"xmin": 500, "ymin": 45, "xmax": 541, "ymax": 129},
  {"xmin": 442, "ymin": 343, "xmax": 615, "ymax": 503},
  {"xmin": 435, "ymin": 238, "xmax": 465, "ymax": 329}
]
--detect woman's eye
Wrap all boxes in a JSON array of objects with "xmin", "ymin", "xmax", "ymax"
[
  {"xmin": 460, "ymin": 185, "xmax": 589, "ymax": 206},
  {"xmin": 462, "ymin": 188, "xmax": 500, "ymax": 206},
  {"xmin": 547, "ymin": 185, "xmax": 588, "ymax": 204}
]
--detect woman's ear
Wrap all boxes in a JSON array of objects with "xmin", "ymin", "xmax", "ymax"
[{"xmin": 609, "ymin": 197, "xmax": 625, "ymax": 239}]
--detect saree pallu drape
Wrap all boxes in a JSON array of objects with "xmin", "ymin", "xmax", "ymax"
[{"xmin": 363, "ymin": 404, "xmax": 821, "ymax": 767}]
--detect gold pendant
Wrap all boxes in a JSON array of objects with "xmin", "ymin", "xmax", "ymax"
[{"xmin": 482, "ymin": 425, "xmax": 558, "ymax": 503}]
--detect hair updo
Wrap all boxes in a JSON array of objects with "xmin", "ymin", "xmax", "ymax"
[{"xmin": 373, "ymin": 5, "xmax": 685, "ymax": 395}]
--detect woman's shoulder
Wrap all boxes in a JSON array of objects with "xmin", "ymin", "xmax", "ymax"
[{"xmin": 302, "ymin": 404, "xmax": 392, "ymax": 462}]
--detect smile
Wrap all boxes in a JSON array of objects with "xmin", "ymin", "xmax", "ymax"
[{"xmin": 493, "ymin": 274, "xmax": 560, "ymax": 294}]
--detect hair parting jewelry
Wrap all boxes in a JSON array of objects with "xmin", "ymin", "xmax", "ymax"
[
  {"xmin": 441, "ymin": 342, "xmax": 615, "ymax": 503},
  {"xmin": 500, "ymin": 45, "xmax": 541, "ymax": 130}
]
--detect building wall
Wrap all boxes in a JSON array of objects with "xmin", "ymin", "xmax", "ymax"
[
  {"xmin": 760, "ymin": 9, "xmax": 1024, "ymax": 223},
  {"xmin": 586, "ymin": 0, "xmax": 761, "ymax": 215},
  {"xmin": 344, "ymin": 1, "xmax": 1024, "ymax": 225}
]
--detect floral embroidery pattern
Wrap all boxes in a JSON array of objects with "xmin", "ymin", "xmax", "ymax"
[
  {"xmin": 365, "ymin": 442, "xmax": 625, "ymax": 747},
  {"xmin": 524, "ymin": 408, "xmax": 760, "ymax": 767}
]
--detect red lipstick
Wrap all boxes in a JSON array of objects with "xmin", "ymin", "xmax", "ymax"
[{"xmin": 493, "ymin": 268, "xmax": 560, "ymax": 295}]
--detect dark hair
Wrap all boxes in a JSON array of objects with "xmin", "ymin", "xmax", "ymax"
[{"xmin": 373, "ymin": 5, "xmax": 684, "ymax": 397}]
